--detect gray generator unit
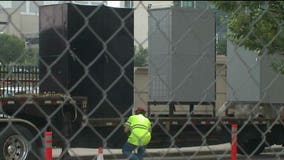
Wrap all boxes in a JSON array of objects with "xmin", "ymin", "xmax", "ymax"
[
  {"xmin": 148, "ymin": 7, "xmax": 216, "ymax": 104},
  {"xmin": 227, "ymin": 40, "xmax": 284, "ymax": 104}
]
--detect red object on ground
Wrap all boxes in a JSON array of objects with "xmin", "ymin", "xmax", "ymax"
[
  {"xmin": 45, "ymin": 131, "xmax": 53, "ymax": 160},
  {"xmin": 231, "ymin": 124, "xmax": 238, "ymax": 160}
]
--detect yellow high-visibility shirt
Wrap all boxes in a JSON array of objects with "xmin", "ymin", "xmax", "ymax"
[{"xmin": 125, "ymin": 114, "xmax": 151, "ymax": 146}]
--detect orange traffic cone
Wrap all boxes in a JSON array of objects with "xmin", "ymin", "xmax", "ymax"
[
  {"xmin": 45, "ymin": 131, "xmax": 52, "ymax": 160},
  {"xmin": 97, "ymin": 147, "xmax": 104, "ymax": 160}
]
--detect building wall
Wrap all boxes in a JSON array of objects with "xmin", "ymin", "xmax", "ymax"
[
  {"xmin": 0, "ymin": 8, "xmax": 38, "ymax": 38},
  {"xmin": 127, "ymin": 1, "xmax": 174, "ymax": 48},
  {"xmin": 0, "ymin": 1, "xmax": 42, "ymax": 37},
  {"xmin": 0, "ymin": 1, "xmax": 105, "ymax": 39},
  {"xmin": 134, "ymin": 67, "xmax": 149, "ymax": 108},
  {"xmin": 215, "ymin": 55, "xmax": 226, "ymax": 109}
]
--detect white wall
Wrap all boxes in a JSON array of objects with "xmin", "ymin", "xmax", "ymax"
[
  {"xmin": 0, "ymin": 1, "xmax": 12, "ymax": 8},
  {"xmin": 133, "ymin": 1, "xmax": 173, "ymax": 48}
]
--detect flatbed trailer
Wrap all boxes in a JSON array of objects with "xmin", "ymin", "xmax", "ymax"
[
  {"xmin": 0, "ymin": 94, "xmax": 87, "ymax": 159},
  {"xmin": 1, "ymin": 94, "xmax": 284, "ymax": 159}
]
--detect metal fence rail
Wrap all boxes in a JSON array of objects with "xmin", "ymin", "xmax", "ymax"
[{"xmin": 0, "ymin": 65, "xmax": 39, "ymax": 97}]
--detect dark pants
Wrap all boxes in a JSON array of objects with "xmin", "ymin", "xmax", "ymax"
[{"xmin": 122, "ymin": 142, "xmax": 146, "ymax": 160}]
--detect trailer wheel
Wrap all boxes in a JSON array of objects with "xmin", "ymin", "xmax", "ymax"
[{"xmin": 0, "ymin": 125, "xmax": 43, "ymax": 160}]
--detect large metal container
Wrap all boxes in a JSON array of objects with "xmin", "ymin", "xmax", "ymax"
[
  {"xmin": 39, "ymin": 3, "xmax": 134, "ymax": 118},
  {"xmin": 148, "ymin": 7, "xmax": 216, "ymax": 103},
  {"xmin": 227, "ymin": 40, "xmax": 284, "ymax": 103}
]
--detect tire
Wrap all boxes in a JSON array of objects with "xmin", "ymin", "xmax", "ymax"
[{"xmin": 0, "ymin": 124, "xmax": 43, "ymax": 160}]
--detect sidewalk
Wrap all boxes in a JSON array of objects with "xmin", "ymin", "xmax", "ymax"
[
  {"xmin": 53, "ymin": 143, "xmax": 232, "ymax": 158},
  {"xmin": 52, "ymin": 143, "xmax": 284, "ymax": 159}
]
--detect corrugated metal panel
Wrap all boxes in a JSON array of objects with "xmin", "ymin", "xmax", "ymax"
[
  {"xmin": 171, "ymin": 8, "xmax": 215, "ymax": 102},
  {"xmin": 149, "ymin": 7, "xmax": 215, "ymax": 103},
  {"xmin": 149, "ymin": 54, "xmax": 171, "ymax": 101},
  {"xmin": 149, "ymin": 8, "xmax": 172, "ymax": 102},
  {"xmin": 227, "ymin": 40, "xmax": 260, "ymax": 102},
  {"xmin": 148, "ymin": 8, "xmax": 171, "ymax": 55},
  {"xmin": 172, "ymin": 55, "xmax": 215, "ymax": 102},
  {"xmin": 227, "ymin": 40, "xmax": 284, "ymax": 103},
  {"xmin": 261, "ymin": 54, "xmax": 284, "ymax": 103},
  {"xmin": 172, "ymin": 8, "xmax": 215, "ymax": 56}
]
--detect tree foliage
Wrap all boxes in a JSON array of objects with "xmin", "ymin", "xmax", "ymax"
[
  {"xmin": 21, "ymin": 48, "xmax": 39, "ymax": 65},
  {"xmin": 216, "ymin": 38, "xmax": 227, "ymax": 55},
  {"xmin": 0, "ymin": 34, "xmax": 38, "ymax": 65},
  {"xmin": 213, "ymin": 1, "xmax": 284, "ymax": 55},
  {"xmin": 134, "ymin": 45, "xmax": 148, "ymax": 67},
  {"xmin": 0, "ymin": 34, "xmax": 25, "ymax": 65}
]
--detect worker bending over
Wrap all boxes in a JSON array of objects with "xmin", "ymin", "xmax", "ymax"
[{"xmin": 122, "ymin": 107, "xmax": 152, "ymax": 160}]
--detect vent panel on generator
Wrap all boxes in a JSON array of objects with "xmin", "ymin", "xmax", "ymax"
[{"xmin": 39, "ymin": 4, "xmax": 134, "ymax": 118}]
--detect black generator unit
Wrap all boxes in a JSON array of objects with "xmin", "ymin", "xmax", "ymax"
[{"xmin": 39, "ymin": 3, "xmax": 134, "ymax": 118}]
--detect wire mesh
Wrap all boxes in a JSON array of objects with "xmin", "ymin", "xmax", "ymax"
[{"xmin": 0, "ymin": 1, "xmax": 284, "ymax": 160}]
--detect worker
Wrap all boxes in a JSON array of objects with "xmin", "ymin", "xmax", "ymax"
[{"xmin": 122, "ymin": 106, "xmax": 152, "ymax": 160}]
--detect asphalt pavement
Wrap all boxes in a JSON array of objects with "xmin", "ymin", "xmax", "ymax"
[{"xmin": 51, "ymin": 143, "xmax": 284, "ymax": 160}]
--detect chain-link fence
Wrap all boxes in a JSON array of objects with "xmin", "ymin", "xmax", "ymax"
[{"xmin": 0, "ymin": 1, "xmax": 284, "ymax": 160}]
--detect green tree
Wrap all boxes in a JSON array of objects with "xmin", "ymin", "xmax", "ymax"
[
  {"xmin": 0, "ymin": 34, "xmax": 38, "ymax": 65},
  {"xmin": 134, "ymin": 45, "xmax": 148, "ymax": 67},
  {"xmin": 216, "ymin": 37, "xmax": 227, "ymax": 55},
  {"xmin": 213, "ymin": 1, "xmax": 284, "ymax": 55},
  {"xmin": 21, "ymin": 47, "xmax": 39, "ymax": 65},
  {"xmin": 213, "ymin": 1, "xmax": 284, "ymax": 73},
  {"xmin": 0, "ymin": 34, "xmax": 25, "ymax": 65}
]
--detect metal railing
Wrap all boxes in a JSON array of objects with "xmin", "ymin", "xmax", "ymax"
[{"xmin": 0, "ymin": 65, "xmax": 39, "ymax": 97}]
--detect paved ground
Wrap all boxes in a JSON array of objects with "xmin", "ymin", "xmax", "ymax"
[
  {"xmin": 52, "ymin": 143, "xmax": 232, "ymax": 158},
  {"xmin": 52, "ymin": 143, "xmax": 284, "ymax": 160},
  {"xmin": 58, "ymin": 154, "xmax": 284, "ymax": 160}
]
